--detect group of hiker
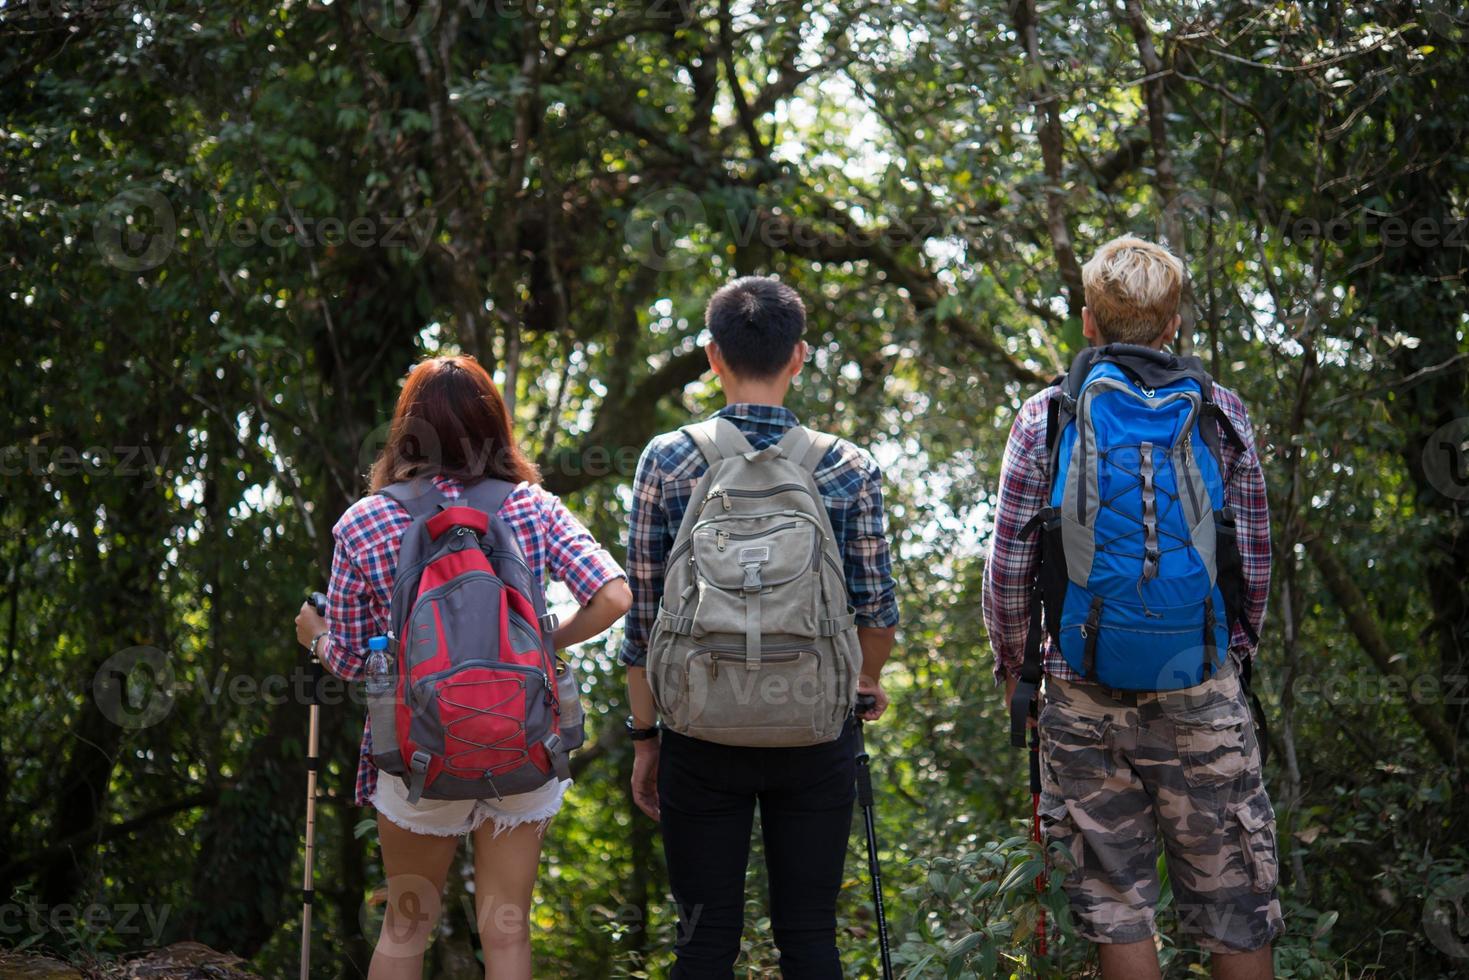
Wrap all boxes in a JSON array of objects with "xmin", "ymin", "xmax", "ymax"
[{"xmin": 293, "ymin": 233, "xmax": 1280, "ymax": 980}]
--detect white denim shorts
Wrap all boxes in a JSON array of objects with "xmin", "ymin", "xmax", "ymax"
[{"xmin": 371, "ymin": 772, "xmax": 569, "ymax": 838}]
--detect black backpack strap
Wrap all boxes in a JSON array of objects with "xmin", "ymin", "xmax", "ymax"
[
  {"xmin": 1008, "ymin": 558, "xmax": 1047, "ymax": 747},
  {"xmin": 1010, "ymin": 378, "xmax": 1076, "ymax": 748},
  {"xmin": 1240, "ymin": 654, "xmax": 1270, "ymax": 767},
  {"xmin": 378, "ymin": 478, "xmax": 448, "ymax": 519}
]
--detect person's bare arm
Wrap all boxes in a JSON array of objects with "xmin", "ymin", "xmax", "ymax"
[
  {"xmin": 856, "ymin": 625, "xmax": 897, "ymax": 720},
  {"xmin": 627, "ymin": 665, "xmax": 661, "ymax": 820},
  {"xmin": 551, "ymin": 578, "xmax": 632, "ymax": 650},
  {"xmin": 627, "ymin": 664, "xmax": 658, "ymax": 729}
]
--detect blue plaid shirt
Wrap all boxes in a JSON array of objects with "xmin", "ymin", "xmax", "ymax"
[{"xmin": 620, "ymin": 403, "xmax": 899, "ymax": 667}]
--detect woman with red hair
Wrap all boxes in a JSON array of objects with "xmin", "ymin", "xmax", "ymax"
[{"xmin": 295, "ymin": 355, "xmax": 630, "ymax": 980}]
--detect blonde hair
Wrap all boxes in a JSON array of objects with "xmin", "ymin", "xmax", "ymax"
[{"xmin": 1081, "ymin": 236, "xmax": 1184, "ymax": 345}]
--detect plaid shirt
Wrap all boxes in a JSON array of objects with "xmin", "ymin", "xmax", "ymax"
[
  {"xmin": 321, "ymin": 474, "xmax": 625, "ymax": 805},
  {"xmin": 620, "ymin": 403, "xmax": 899, "ymax": 668},
  {"xmin": 983, "ymin": 382, "xmax": 1271, "ymax": 683}
]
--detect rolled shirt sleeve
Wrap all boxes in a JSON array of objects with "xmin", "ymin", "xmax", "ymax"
[
  {"xmin": 540, "ymin": 489, "xmax": 626, "ymax": 605},
  {"xmin": 323, "ymin": 503, "xmax": 396, "ymax": 682},
  {"xmin": 1215, "ymin": 389, "xmax": 1271, "ymax": 654},
  {"xmin": 619, "ymin": 443, "xmax": 670, "ymax": 667},
  {"xmin": 982, "ymin": 391, "xmax": 1052, "ymax": 683},
  {"xmin": 844, "ymin": 452, "xmax": 899, "ymax": 629}
]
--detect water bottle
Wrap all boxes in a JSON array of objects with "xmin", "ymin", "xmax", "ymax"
[
  {"xmin": 365, "ymin": 636, "xmax": 395, "ymax": 744},
  {"xmin": 366, "ymin": 635, "xmax": 390, "ymax": 679},
  {"xmin": 555, "ymin": 657, "xmax": 586, "ymax": 754}
]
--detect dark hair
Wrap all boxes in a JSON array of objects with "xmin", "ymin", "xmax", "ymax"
[
  {"xmin": 369, "ymin": 355, "xmax": 540, "ymax": 491},
  {"xmin": 705, "ymin": 276, "xmax": 806, "ymax": 379}
]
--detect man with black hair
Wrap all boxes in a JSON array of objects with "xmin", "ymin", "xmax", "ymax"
[{"xmin": 622, "ymin": 276, "xmax": 899, "ymax": 978}]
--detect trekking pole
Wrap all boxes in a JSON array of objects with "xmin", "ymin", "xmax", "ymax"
[
  {"xmin": 300, "ymin": 591, "xmax": 327, "ymax": 980},
  {"xmin": 854, "ymin": 694, "xmax": 895, "ymax": 980},
  {"xmin": 1029, "ymin": 724, "xmax": 1048, "ymax": 959}
]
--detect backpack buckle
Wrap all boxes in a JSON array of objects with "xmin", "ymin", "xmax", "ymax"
[{"xmin": 741, "ymin": 564, "xmax": 763, "ymax": 591}]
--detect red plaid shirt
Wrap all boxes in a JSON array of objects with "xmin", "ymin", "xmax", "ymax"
[
  {"xmin": 983, "ymin": 382, "xmax": 1271, "ymax": 683},
  {"xmin": 319, "ymin": 475, "xmax": 625, "ymax": 805}
]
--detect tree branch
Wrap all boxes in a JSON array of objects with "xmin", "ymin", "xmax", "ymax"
[
  {"xmin": 1, "ymin": 790, "xmax": 221, "ymax": 880},
  {"xmin": 1012, "ymin": 0, "xmax": 1085, "ymax": 321},
  {"xmin": 1303, "ymin": 534, "xmax": 1459, "ymax": 768}
]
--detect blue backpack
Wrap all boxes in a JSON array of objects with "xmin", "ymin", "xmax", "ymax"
[{"xmin": 1008, "ymin": 345, "xmax": 1259, "ymax": 747}]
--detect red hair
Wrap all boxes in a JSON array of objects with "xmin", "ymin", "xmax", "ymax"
[{"xmin": 369, "ymin": 356, "xmax": 539, "ymax": 492}]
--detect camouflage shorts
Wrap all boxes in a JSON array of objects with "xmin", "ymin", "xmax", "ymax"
[{"xmin": 1038, "ymin": 658, "xmax": 1284, "ymax": 953}]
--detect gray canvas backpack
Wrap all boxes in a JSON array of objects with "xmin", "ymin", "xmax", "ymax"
[{"xmin": 645, "ymin": 418, "xmax": 860, "ymax": 746}]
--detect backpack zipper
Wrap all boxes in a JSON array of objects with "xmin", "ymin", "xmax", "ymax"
[
  {"xmin": 701, "ymin": 483, "xmax": 816, "ymax": 513},
  {"xmin": 699, "ymin": 648, "xmax": 810, "ymax": 679},
  {"xmin": 705, "ymin": 521, "xmax": 802, "ymax": 542},
  {"xmin": 410, "ymin": 659, "xmax": 551, "ymax": 708}
]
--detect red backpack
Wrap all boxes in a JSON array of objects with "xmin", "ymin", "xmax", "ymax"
[{"xmin": 363, "ymin": 479, "xmax": 581, "ymax": 803}]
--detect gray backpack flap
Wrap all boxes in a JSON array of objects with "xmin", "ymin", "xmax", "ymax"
[
  {"xmin": 646, "ymin": 420, "xmax": 860, "ymax": 746},
  {"xmin": 364, "ymin": 478, "xmax": 580, "ymax": 803}
]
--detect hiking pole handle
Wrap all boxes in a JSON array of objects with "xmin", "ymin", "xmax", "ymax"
[{"xmin": 854, "ymin": 693, "xmax": 877, "ymax": 805}]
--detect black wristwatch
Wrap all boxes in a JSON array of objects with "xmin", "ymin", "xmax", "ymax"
[{"xmin": 626, "ymin": 716, "xmax": 661, "ymax": 741}]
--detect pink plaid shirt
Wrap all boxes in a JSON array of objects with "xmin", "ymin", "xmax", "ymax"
[
  {"xmin": 319, "ymin": 475, "xmax": 625, "ymax": 805},
  {"xmin": 983, "ymin": 382, "xmax": 1270, "ymax": 683}
]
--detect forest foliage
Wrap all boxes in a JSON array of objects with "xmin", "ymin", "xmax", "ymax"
[{"xmin": 2, "ymin": 0, "xmax": 1467, "ymax": 977}]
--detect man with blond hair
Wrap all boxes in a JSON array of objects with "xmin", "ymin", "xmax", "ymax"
[{"xmin": 984, "ymin": 236, "xmax": 1279, "ymax": 979}]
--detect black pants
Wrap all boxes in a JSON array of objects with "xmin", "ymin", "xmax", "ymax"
[{"xmin": 658, "ymin": 721, "xmax": 857, "ymax": 979}]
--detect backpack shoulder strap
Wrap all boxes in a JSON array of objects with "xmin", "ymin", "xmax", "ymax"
[
  {"xmin": 775, "ymin": 425, "xmax": 838, "ymax": 474},
  {"xmin": 458, "ymin": 478, "xmax": 518, "ymax": 520},
  {"xmin": 1062, "ymin": 347, "xmax": 1103, "ymax": 400},
  {"xmin": 681, "ymin": 417, "xmax": 755, "ymax": 466},
  {"xmin": 378, "ymin": 478, "xmax": 447, "ymax": 520}
]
